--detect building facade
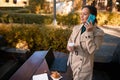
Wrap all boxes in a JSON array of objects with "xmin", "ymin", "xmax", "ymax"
[{"xmin": 0, "ymin": 0, "xmax": 29, "ymax": 7}]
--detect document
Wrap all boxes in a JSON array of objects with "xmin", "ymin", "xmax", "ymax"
[{"xmin": 33, "ymin": 73, "xmax": 48, "ymax": 80}]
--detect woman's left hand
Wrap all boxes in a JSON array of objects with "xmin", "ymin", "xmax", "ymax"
[{"xmin": 84, "ymin": 22, "xmax": 94, "ymax": 32}]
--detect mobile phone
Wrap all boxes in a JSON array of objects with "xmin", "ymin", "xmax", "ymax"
[{"xmin": 87, "ymin": 14, "xmax": 96, "ymax": 25}]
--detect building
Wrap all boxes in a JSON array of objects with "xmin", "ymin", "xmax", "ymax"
[
  {"xmin": 0, "ymin": 0, "xmax": 29, "ymax": 7},
  {"xmin": 45, "ymin": 0, "xmax": 73, "ymax": 15}
]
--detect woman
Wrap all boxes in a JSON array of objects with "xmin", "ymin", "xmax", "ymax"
[{"xmin": 67, "ymin": 5, "xmax": 104, "ymax": 80}]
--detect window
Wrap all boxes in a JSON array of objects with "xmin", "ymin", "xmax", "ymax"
[
  {"xmin": 23, "ymin": 1, "xmax": 27, "ymax": 5},
  {"xmin": 6, "ymin": 0, "xmax": 9, "ymax": 2},
  {"xmin": 97, "ymin": 0, "xmax": 107, "ymax": 10},
  {"xmin": 13, "ymin": 0, "xmax": 17, "ymax": 4}
]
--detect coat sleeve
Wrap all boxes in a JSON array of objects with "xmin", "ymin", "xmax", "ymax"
[{"xmin": 85, "ymin": 28, "xmax": 104, "ymax": 54}]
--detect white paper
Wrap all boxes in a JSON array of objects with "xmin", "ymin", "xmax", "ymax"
[
  {"xmin": 33, "ymin": 73, "xmax": 48, "ymax": 80},
  {"xmin": 68, "ymin": 42, "xmax": 74, "ymax": 47}
]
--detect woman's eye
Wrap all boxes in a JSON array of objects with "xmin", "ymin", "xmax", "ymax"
[
  {"xmin": 82, "ymin": 13, "xmax": 88, "ymax": 16},
  {"xmin": 84, "ymin": 13, "xmax": 88, "ymax": 15}
]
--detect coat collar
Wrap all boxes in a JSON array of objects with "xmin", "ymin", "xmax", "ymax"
[
  {"xmin": 73, "ymin": 24, "xmax": 83, "ymax": 42},
  {"xmin": 75, "ymin": 24, "xmax": 83, "ymax": 34}
]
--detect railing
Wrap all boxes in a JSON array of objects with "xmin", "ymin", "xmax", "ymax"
[{"xmin": 9, "ymin": 47, "xmax": 73, "ymax": 80}]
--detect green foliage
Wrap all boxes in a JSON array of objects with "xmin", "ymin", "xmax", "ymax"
[
  {"xmin": 97, "ymin": 11, "xmax": 110, "ymax": 25},
  {"xmin": 0, "ymin": 11, "xmax": 80, "ymax": 26},
  {"xmin": 0, "ymin": 24, "xmax": 72, "ymax": 53},
  {"xmin": 107, "ymin": 12, "xmax": 120, "ymax": 26},
  {"xmin": 97, "ymin": 11, "xmax": 120, "ymax": 26},
  {"xmin": 57, "ymin": 13, "xmax": 80, "ymax": 26},
  {"xmin": 28, "ymin": 0, "xmax": 46, "ymax": 13},
  {"xmin": 0, "ymin": 10, "xmax": 120, "ymax": 26},
  {"xmin": 0, "ymin": 12, "xmax": 53, "ymax": 24},
  {"xmin": 13, "ymin": 9, "xmax": 31, "ymax": 13}
]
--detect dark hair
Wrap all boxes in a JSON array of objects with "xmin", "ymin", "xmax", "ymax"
[{"xmin": 82, "ymin": 5, "xmax": 97, "ymax": 23}]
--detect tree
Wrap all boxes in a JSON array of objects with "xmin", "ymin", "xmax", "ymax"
[
  {"xmin": 28, "ymin": 0, "xmax": 46, "ymax": 14},
  {"xmin": 73, "ymin": 0, "xmax": 82, "ymax": 10},
  {"xmin": 73, "ymin": 0, "xmax": 95, "ymax": 11},
  {"xmin": 112, "ymin": 0, "xmax": 117, "ymax": 12}
]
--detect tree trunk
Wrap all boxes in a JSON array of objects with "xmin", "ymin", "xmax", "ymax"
[
  {"xmin": 112, "ymin": 0, "xmax": 117, "ymax": 12},
  {"xmin": 82, "ymin": 0, "xmax": 86, "ymax": 7}
]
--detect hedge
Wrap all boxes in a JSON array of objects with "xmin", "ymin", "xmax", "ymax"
[
  {"xmin": 0, "ymin": 24, "xmax": 72, "ymax": 53},
  {"xmin": 0, "ymin": 11, "xmax": 120, "ymax": 26}
]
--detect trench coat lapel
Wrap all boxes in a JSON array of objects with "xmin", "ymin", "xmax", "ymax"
[{"xmin": 73, "ymin": 24, "xmax": 83, "ymax": 42}]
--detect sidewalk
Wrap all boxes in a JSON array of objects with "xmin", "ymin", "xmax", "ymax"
[
  {"xmin": 93, "ymin": 25, "xmax": 120, "ymax": 80},
  {"xmin": 94, "ymin": 25, "xmax": 120, "ymax": 63}
]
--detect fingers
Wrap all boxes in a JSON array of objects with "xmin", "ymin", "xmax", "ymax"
[
  {"xmin": 84, "ymin": 21, "xmax": 94, "ymax": 31},
  {"xmin": 84, "ymin": 21, "xmax": 92, "ymax": 27},
  {"xmin": 84, "ymin": 22, "xmax": 89, "ymax": 27},
  {"xmin": 67, "ymin": 46, "xmax": 74, "ymax": 52}
]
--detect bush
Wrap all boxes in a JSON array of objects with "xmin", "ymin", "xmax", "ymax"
[
  {"xmin": 0, "ymin": 24, "xmax": 71, "ymax": 53},
  {"xmin": 57, "ymin": 13, "xmax": 80, "ymax": 26},
  {"xmin": 97, "ymin": 11, "xmax": 120, "ymax": 26},
  {"xmin": 13, "ymin": 9, "xmax": 31, "ymax": 13},
  {"xmin": 97, "ymin": 11, "xmax": 110, "ymax": 25},
  {"xmin": 0, "ymin": 10, "xmax": 120, "ymax": 26},
  {"xmin": 0, "ymin": 11, "xmax": 80, "ymax": 26},
  {"xmin": 0, "ymin": 12, "xmax": 53, "ymax": 24},
  {"xmin": 107, "ymin": 12, "xmax": 120, "ymax": 26}
]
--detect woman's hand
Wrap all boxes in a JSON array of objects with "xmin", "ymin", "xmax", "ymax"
[
  {"xmin": 67, "ymin": 45, "xmax": 74, "ymax": 52},
  {"xmin": 84, "ymin": 22, "xmax": 94, "ymax": 32}
]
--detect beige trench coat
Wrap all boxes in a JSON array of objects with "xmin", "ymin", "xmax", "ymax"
[{"xmin": 67, "ymin": 24, "xmax": 104, "ymax": 80}]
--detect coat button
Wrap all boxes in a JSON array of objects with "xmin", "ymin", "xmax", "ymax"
[
  {"xmin": 80, "ymin": 58, "xmax": 82, "ymax": 61},
  {"xmin": 88, "ymin": 36, "xmax": 91, "ymax": 38},
  {"xmin": 75, "ymin": 51, "xmax": 78, "ymax": 55}
]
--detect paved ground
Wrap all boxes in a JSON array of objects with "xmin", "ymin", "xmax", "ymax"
[
  {"xmin": 93, "ymin": 25, "xmax": 120, "ymax": 80},
  {"xmin": 95, "ymin": 26, "xmax": 120, "ymax": 63},
  {"xmin": 95, "ymin": 25, "xmax": 120, "ymax": 63}
]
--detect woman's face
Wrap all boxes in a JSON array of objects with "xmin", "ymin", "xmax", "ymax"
[{"xmin": 80, "ymin": 7, "xmax": 90, "ymax": 24}]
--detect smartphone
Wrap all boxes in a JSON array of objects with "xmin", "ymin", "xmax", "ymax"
[{"xmin": 87, "ymin": 14, "xmax": 96, "ymax": 25}]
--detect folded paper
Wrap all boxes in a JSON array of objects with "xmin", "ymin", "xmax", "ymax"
[{"xmin": 33, "ymin": 73, "xmax": 48, "ymax": 80}]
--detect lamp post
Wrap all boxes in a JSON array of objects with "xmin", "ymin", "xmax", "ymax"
[{"xmin": 53, "ymin": 0, "xmax": 57, "ymax": 25}]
